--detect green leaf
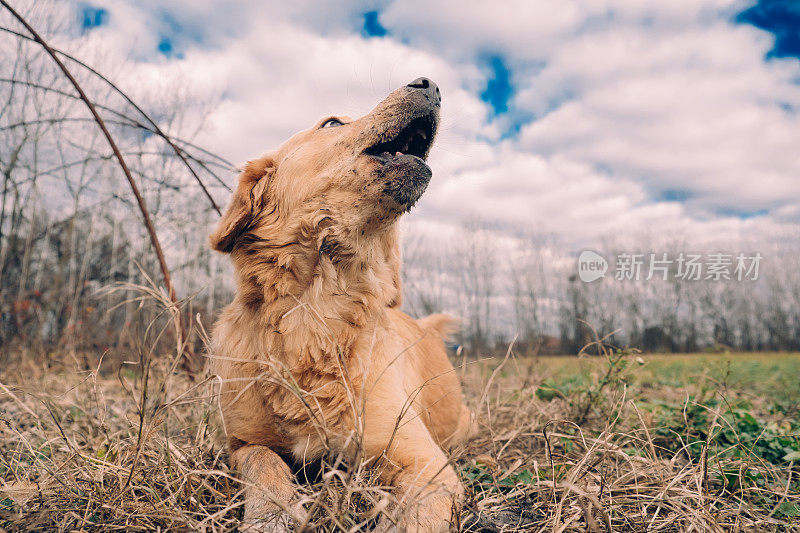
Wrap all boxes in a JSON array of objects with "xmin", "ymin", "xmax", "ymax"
[
  {"xmin": 783, "ymin": 450, "xmax": 800, "ymax": 461},
  {"xmin": 776, "ymin": 501, "xmax": 800, "ymax": 518}
]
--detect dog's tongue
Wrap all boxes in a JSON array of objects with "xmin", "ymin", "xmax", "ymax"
[{"xmin": 395, "ymin": 151, "xmax": 403, "ymax": 157}]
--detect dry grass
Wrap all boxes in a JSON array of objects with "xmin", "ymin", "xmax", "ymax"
[{"xmin": 1, "ymin": 296, "xmax": 799, "ymax": 531}]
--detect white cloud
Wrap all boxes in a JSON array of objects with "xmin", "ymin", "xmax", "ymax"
[
  {"xmin": 515, "ymin": 19, "xmax": 800, "ymax": 219},
  {"xmin": 40, "ymin": 0, "xmax": 800, "ymax": 250}
]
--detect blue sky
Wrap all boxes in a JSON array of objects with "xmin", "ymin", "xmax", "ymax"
[
  {"xmin": 737, "ymin": 0, "xmax": 800, "ymax": 60},
  {"xmin": 67, "ymin": 0, "xmax": 800, "ymax": 247}
]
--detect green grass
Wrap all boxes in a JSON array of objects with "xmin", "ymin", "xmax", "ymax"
[
  {"xmin": 525, "ymin": 351, "xmax": 800, "ymax": 408},
  {"xmin": 532, "ymin": 351, "xmax": 800, "ymax": 387}
]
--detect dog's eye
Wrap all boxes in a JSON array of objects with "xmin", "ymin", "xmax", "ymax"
[{"xmin": 321, "ymin": 118, "xmax": 344, "ymax": 128}]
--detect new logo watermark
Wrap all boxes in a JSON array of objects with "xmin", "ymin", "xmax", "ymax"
[
  {"xmin": 577, "ymin": 251, "xmax": 762, "ymax": 282},
  {"xmin": 577, "ymin": 250, "xmax": 608, "ymax": 282}
]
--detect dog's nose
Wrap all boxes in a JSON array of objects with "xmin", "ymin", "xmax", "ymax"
[{"xmin": 407, "ymin": 77, "xmax": 441, "ymax": 106}]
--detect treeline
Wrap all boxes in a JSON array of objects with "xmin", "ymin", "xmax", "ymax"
[
  {"xmin": 401, "ymin": 221, "xmax": 800, "ymax": 355},
  {"xmin": 4, "ymin": 192, "xmax": 800, "ymax": 358},
  {"xmin": 0, "ymin": 208, "xmax": 231, "ymax": 356}
]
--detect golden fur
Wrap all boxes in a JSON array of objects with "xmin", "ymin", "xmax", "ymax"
[{"xmin": 210, "ymin": 79, "xmax": 473, "ymax": 532}]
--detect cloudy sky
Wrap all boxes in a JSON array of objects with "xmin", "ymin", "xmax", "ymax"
[{"xmin": 58, "ymin": 0, "xmax": 800, "ymax": 249}]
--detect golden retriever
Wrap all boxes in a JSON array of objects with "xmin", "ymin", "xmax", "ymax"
[{"xmin": 210, "ymin": 78, "xmax": 473, "ymax": 532}]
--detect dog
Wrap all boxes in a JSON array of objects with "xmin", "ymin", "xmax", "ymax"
[{"xmin": 210, "ymin": 77, "xmax": 473, "ymax": 532}]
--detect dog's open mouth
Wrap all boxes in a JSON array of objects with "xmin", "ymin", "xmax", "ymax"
[{"xmin": 364, "ymin": 114, "xmax": 436, "ymax": 163}]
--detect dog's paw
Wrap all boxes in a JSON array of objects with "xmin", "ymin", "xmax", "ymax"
[
  {"xmin": 241, "ymin": 512, "xmax": 293, "ymax": 533},
  {"xmin": 372, "ymin": 517, "xmax": 399, "ymax": 533}
]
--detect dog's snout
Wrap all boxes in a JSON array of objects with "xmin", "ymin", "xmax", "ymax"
[
  {"xmin": 407, "ymin": 77, "xmax": 440, "ymax": 105},
  {"xmin": 407, "ymin": 77, "xmax": 431, "ymax": 89}
]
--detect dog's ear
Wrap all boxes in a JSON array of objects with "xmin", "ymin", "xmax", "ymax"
[{"xmin": 209, "ymin": 155, "xmax": 275, "ymax": 253}]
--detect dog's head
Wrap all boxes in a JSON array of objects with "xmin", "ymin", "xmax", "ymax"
[{"xmin": 210, "ymin": 78, "xmax": 440, "ymax": 257}]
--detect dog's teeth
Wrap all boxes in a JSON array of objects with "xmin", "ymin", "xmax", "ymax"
[
  {"xmin": 395, "ymin": 151, "xmax": 403, "ymax": 156},
  {"xmin": 382, "ymin": 151, "xmax": 391, "ymax": 158}
]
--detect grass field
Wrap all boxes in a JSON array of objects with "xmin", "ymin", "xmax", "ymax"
[{"xmin": 1, "ymin": 348, "xmax": 799, "ymax": 531}]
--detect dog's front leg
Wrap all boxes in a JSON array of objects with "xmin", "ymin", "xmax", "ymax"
[
  {"xmin": 395, "ymin": 444, "xmax": 462, "ymax": 532},
  {"xmin": 364, "ymin": 413, "xmax": 464, "ymax": 532},
  {"xmin": 231, "ymin": 444, "xmax": 306, "ymax": 532}
]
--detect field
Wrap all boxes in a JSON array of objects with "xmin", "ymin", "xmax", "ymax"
[{"xmin": 1, "ymin": 348, "xmax": 799, "ymax": 532}]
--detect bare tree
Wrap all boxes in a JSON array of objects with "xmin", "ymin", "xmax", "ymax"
[
  {"xmin": 454, "ymin": 218, "xmax": 496, "ymax": 354},
  {"xmin": 0, "ymin": 1, "xmax": 235, "ymax": 365},
  {"xmin": 508, "ymin": 229, "xmax": 550, "ymax": 353}
]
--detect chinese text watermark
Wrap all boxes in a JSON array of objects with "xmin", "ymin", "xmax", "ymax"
[{"xmin": 577, "ymin": 251, "xmax": 762, "ymax": 283}]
